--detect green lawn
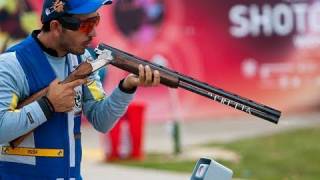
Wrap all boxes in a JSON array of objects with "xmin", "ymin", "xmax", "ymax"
[{"xmin": 113, "ymin": 126, "xmax": 320, "ymax": 180}]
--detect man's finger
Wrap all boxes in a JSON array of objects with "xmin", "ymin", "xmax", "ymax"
[
  {"xmin": 130, "ymin": 78, "xmax": 140, "ymax": 87},
  {"xmin": 66, "ymin": 106, "xmax": 74, "ymax": 112},
  {"xmin": 152, "ymin": 70, "xmax": 160, "ymax": 86},
  {"xmin": 138, "ymin": 64, "xmax": 145, "ymax": 83},
  {"xmin": 66, "ymin": 79, "xmax": 87, "ymax": 88},
  {"xmin": 145, "ymin": 65, "xmax": 152, "ymax": 84}
]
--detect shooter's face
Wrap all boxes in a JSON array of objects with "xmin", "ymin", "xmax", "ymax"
[{"xmin": 58, "ymin": 12, "xmax": 99, "ymax": 55}]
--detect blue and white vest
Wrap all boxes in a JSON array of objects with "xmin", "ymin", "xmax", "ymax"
[{"xmin": 0, "ymin": 35, "xmax": 83, "ymax": 179}]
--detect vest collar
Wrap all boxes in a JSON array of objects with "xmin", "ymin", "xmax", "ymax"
[{"xmin": 32, "ymin": 30, "xmax": 59, "ymax": 57}]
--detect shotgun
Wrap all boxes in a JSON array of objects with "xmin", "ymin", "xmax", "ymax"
[{"xmin": 10, "ymin": 43, "xmax": 281, "ymax": 148}]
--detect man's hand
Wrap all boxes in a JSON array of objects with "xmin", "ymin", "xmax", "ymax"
[
  {"xmin": 122, "ymin": 65, "xmax": 160, "ymax": 90},
  {"xmin": 46, "ymin": 79, "xmax": 87, "ymax": 112}
]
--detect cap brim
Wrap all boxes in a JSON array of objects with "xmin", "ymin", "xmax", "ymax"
[{"xmin": 68, "ymin": 0, "xmax": 112, "ymax": 15}]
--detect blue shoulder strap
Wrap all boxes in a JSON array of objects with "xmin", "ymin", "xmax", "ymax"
[{"xmin": 7, "ymin": 35, "xmax": 56, "ymax": 94}]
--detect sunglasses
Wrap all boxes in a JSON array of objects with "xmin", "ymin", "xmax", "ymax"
[{"xmin": 58, "ymin": 14, "xmax": 100, "ymax": 35}]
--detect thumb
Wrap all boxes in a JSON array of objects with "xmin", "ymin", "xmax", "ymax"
[
  {"xmin": 123, "ymin": 75, "xmax": 139, "ymax": 89},
  {"xmin": 130, "ymin": 78, "xmax": 140, "ymax": 86},
  {"xmin": 50, "ymin": 79, "xmax": 60, "ymax": 85}
]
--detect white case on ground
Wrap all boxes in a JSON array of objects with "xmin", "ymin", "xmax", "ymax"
[{"xmin": 190, "ymin": 157, "xmax": 233, "ymax": 180}]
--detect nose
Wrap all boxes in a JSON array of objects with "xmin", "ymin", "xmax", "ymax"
[{"xmin": 88, "ymin": 27, "xmax": 97, "ymax": 37}]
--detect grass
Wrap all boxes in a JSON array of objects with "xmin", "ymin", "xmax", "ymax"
[{"xmin": 112, "ymin": 126, "xmax": 320, "ymax": 179}]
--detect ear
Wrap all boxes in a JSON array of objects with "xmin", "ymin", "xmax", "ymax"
[{"xmin": 50, "ymin": 20, "xmax": 63, "ymax": 36}]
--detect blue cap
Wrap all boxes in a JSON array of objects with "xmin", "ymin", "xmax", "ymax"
[{"xmin": 41, "ymin": 0, "xmax": 112, "ymax": 23}]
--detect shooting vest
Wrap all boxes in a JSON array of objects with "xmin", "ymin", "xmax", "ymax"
[{"xmin": 0, "ymin": 35, "xmax": 83, "ymax": 179}]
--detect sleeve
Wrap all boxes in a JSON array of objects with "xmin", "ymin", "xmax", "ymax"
[
  {"xmin": 0, "ymin": 53, "xmax": 48, "ymax": 144},
  {"xmin": 81, "ymin": 50, "xmax": 135, "ymax": 133}
]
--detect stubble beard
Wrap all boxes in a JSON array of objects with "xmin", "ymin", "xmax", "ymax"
[{"xmin": 59, "ymin": 37, "xmax": 85, "ymax": 56}]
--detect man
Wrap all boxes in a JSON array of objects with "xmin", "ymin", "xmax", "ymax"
[{"xmin": 0, "ymin": 0, "xmax": 160, "ymax": 179}]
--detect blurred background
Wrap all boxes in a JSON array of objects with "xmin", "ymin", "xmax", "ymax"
[{"xmin": 1, "ymin": 0, "xmax": 320, "ymax": 179}]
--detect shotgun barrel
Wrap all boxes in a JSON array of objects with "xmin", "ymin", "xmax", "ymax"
[{"xmin": 96, "ymin": 43, "xmax": 281, "ymax": 124}]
